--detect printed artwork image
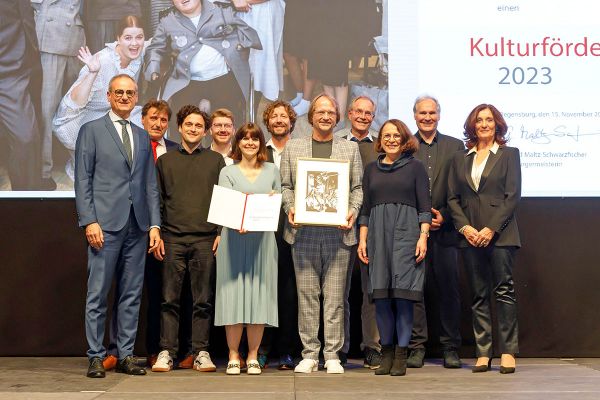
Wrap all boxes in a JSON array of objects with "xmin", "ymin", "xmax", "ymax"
[{"xmin": 305, "ymin": 171, "xmax": 338, "ymax": 213}]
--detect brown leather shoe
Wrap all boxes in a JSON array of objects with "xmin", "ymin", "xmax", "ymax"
[
  {"xmin": 146, "ymin": 354, "xmax": 158, "ymax": 368},
  {"xmin": 177, "ymin": 354, "xmax": 194, "ymax": 369},
  {"xmin": 102, "ymin": 355, "xmax": 118, "ymax": 371}
]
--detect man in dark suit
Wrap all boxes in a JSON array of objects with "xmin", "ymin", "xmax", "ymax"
[
  {"xmin": 140, "ymin": 99, "xmax": 180, "ymax": 368},
  {"xmin": 0, "ymin": 0, "xmax": 42, "ymax": 190},
  {"xmin": 75, "ymin": 74, "xmax": 161, "ymax": 378},
  {"xmin": 407, "ymin": 95, "xmax": 465, "ymax": 369},
  {"xmin": 258, "ymin": 100, "xmax": 299, "ymax": 370}
]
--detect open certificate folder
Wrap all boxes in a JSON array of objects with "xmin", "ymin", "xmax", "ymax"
[{"xmin": 207, "ymin": 185, "xmax": 282, "ymax": 232}]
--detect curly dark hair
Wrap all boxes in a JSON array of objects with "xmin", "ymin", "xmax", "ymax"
[
  {"xmin": 176, "ymin": 105, "xmax": 211, "ymax": 129},
  {"xmin": 262, "ymin": 100, "xmax": 297, "ymax": 134}
]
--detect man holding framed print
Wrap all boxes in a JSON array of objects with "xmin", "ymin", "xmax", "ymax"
[{"xmin": 280, "ymin": 93, "xmax": 363, "ymax": 374}]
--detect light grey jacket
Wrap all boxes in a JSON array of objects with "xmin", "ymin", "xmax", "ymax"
[{"xmin": 143, "ymin": 0, "xmax": 261, "ymax": 101}]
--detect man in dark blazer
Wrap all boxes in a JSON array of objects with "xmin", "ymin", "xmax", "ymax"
[
  {"xmin": 75, "ymin": 74, "xmax": 161, "ymax": 378},
  {"xmin": 0, "ymin": 0, "xmax": 42, "ymax": 190},
  {"xmin": 335, "ymin": 96, "xmax": 381, "ymax": 368},
  {"xmin": 280, "ymin": 94, "xmax": 363, "ymax": 374},
  {"xmin": 407, "ymin": 96, "xmax": 465, "ymax": 369}
]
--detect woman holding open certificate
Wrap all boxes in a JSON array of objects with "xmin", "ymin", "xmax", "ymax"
[
  {"xmin": 357, "ymin": 119, "xmax": 431, "ymax": 377},
  {"xmin": 214, "ymin": 122, "xmax": 281, "ymax": 375}
]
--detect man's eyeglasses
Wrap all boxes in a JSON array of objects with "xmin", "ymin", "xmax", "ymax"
[
  {"xmin": 111, "ymin": 89, "xmax": 137, "ymax": 98},
  {"xmin": 351, "ymin": 109, "xmax": 374, "ymax": 118},
  {"xmin": 212, "ymin": 123, "xmax": 233, "ymax": 130},
  {"xmin": 314, "ymin": 110, "xmax": 337, "ymax": 117}
]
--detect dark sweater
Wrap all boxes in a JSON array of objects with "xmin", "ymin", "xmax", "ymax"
[
  {"xmin": 359, "ymin": 155, "xmax": 432, "ymax": 225},
  {"xmin": 156, "ymin": 146, "xmax": 226, "ymax": 243}
]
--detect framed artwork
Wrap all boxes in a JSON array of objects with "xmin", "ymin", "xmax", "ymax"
[{"xmin": 294, "ymin": 158, "xmax": 350, "ymax": 226}]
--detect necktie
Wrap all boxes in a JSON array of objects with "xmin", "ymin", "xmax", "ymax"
[
  {"xmin": 117, "ymin": 120, "xmax": 132, "ymax": 164},
  {"xmin": 151, "ymin": 140, "xmax": 159, "ymax": 162}
]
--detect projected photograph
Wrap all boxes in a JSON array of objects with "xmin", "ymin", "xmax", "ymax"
[{"xmin": 0, "ymin": 0, "xmax": 387, "ymax": 196}]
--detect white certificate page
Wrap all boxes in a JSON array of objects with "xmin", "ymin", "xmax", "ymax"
[{"xmin": 207, "ymin": 185, "xmax": 282, "ymax": 231}]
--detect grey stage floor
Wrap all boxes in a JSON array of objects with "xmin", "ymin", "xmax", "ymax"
[{"xmin": 1, "ymin": 358, "xmax": 600, "ymax": 399}]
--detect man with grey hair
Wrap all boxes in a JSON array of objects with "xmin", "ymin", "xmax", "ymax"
[
  {"xmin": 335, "ymin": 95, "xmax": 381, "ymax": 369},
  {"xmin": 407, "ymin": 95, "xmax": 465, "ymax": 369}
]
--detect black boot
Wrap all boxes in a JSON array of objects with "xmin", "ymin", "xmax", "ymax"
[
  {"xmin": 374, "ymin": 345, "xmax": 394, "ymax": 375},
  {"xmin": 390, "ymin": 346, "xmax": 407, "ymax": 376}
]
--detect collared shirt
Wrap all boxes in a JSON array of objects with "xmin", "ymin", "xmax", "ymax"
[
  {"xmin": 415, "ymin": 131, "xmax": 439, "ymax": 189},
  {"xmin": 179, "ymin": 143, "xmax": 203, "ymax": 155},
  {"xmin": 468, "ymin": 141, "xmax": 500, "ymax": 190},
  {"xmin": 210, "ymin": 143, "xmax": 233, "ymax": 165},
  {"xmin": 109, "ymin": 110, "xmax": 135, "ymax": 159},
  {"xmin": 188, "ymin": 14, "xmax": 229, "ymax": 81},
  {"xmin": 345, "ymin": 130, "xmax": 374, "ymax": 143},
  {"xmin": 266, "ymin": 138, "xmax": 285, "ymax": 168},
  {"xmin": 154, "ymin": 137, "xmax": 167, "ymax": 159}
]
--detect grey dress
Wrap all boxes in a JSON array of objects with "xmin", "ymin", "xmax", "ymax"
[{"xmin": 214, "ymin": 162, "xmax": 280, "ymax": 326}]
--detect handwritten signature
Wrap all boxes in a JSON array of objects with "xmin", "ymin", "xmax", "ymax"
[{"xmin": 512, "ymin": 125, "xmax": 600, "ymax": 144}]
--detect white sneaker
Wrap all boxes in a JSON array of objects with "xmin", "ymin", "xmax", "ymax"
[
  {"xmin": 151, "ymin": 350, "xmax": 173, "ymax": 372},
  {"xmin": 194, "ymin": 350, "xmax": 217, "ymax": 372},
  {"xmin": 324, "ymin": 359, "xmax": 344, "ymax": 374},
  {"xmin": 290, "ymin": 92, "xmax": 303, "ymax": 107},
  {"xmin": 294, "ymin": 358, "xmax": 318, "ymax": 373}
]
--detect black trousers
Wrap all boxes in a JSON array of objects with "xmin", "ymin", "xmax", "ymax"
[
  {"xmin": 167, "ymin": 72, "xmax": 244, "ymax": 144},
  {"xmin": 462, "ymin": 246, "xmax": 519, "ymax": 357},
  {"xmin": 259, "ymin": 231, "xmax": 300, "ymax": 357},
  {"xmin": 410, "ymin": 237, "xmax": 461, "ymax": 351},
  {"xmin": 144, "ymin": 254, "xmax": 193, "ymax": 356},
  {"xmin": 160, "ymin": 238, "xmax": 216, "ymax": 356}
]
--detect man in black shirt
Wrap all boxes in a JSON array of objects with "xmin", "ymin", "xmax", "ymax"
[
  {"xmin": 151, "ymin": 105, "xmax": 225, "ymax": 373},
  {"xmin": 335, "ymin": 96, "xmax": 382, "ymax": 369},
  {"xmin": 407, "ymin": 95, "xmax": 465, "ymax": 369}
]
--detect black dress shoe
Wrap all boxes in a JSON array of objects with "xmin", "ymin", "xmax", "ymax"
[
  {"xmin": 406, "ymin": 348, "xmax": 425, "ymax": 368},
  {"xmin": 87, "ymin": 357, "xmax": 106, "ymax": 378},
  {"xmin": 472, "ymin": 358, "xmax": 492, "ymax": 373},
  {"xmin": 443, "ymin": 350, "xmax": 462, "ymax": 369},
  {"xmin": 116, "ymin": 356, "xmax": 147, "ymax": 375},
  {"xmin": 499, "ymin": 365, "xmax": 515, "ymax": 374}
]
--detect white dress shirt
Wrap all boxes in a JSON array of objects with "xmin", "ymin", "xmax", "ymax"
[
  {"xmin": 468, "ymin": 141, "xmax": 500, "ymax": 191},
  {"xmin": 109, "ymin": 110, "xmax": 134, "ymax": 159}
]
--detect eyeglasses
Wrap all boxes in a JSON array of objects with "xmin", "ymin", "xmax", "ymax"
[
  {"xmin": 111, "ymin": 89, "xmax": 137, "ymax": 98},
  {"xmin": 212, "ymin": 123, "xmax": 233, "ymax": 129},
  {"xmin": 382, "ymin": 133, "xmax": 403, "ymax": 142},
  {"xmin": 351, "ymin": 109, "xmax": 374, "ymax": 118},
  {"xmin": 314, "ymin": 110, "xmax": 336, "ymax": 117}
]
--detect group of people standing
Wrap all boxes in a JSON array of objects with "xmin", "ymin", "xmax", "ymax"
[{"xmin": 76, "ymin": 65, "xmax": 522, "ymax": 379}]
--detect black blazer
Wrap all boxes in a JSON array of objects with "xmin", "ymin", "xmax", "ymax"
[
  {"xmin": 414, "ymin": 132, "xmax": 464, "ymax": 246},
  {"xmin": 447, "ymin": 145, "xmax": 521, "ymax": 248},
  {"xmin": 165, "ymin": 138, "xmax": 178, "ymax": 152}
]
